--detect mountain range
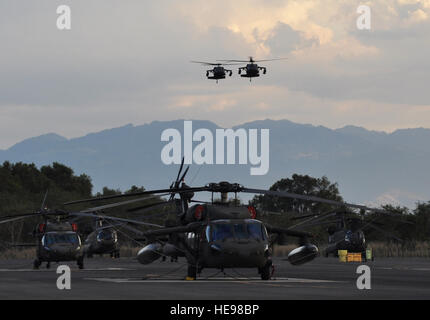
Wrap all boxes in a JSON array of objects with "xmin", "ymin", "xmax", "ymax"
[{"xmin": 1, "ymin": 119, "xmax": 429, "ymax": 209}]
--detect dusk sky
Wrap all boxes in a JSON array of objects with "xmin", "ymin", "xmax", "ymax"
[{"xmin": 0, "ymin": 0, "xmax": 429, "ymax": 149}]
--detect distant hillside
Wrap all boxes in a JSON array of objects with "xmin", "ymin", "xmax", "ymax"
[{"xmin": 1, "ymin": 119, "xmax": 429, "ymax": 208}]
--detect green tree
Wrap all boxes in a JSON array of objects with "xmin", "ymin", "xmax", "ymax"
[{"xmin": 251, "ymin": 174, "xmax": 342, "ymax": 214}]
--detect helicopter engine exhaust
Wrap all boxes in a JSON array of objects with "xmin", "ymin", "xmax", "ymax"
[
  {"xmin": 137, "ymin": 243, "xmax": 163, "ymax": 265},
  {"xmin": 287, "ymin": 244, "xmax": 318, "ymax": 266}
]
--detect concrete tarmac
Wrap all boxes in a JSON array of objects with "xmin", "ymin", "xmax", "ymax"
[{"xmin": 0, "ymin": 256, "xmax": 429, "ymax": 299}]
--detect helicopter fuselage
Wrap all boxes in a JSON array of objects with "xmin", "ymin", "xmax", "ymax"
[
  {"xmin": 37, "ymin": 231, "xmax": 83, "ymax": 262},
  {"xmin": 33, "ymin": 220, "xmax": 85, "ymax": 269},
  {"xmin": 137, "ymin": 203, "xmax": 318, "ymax": 279},
  {"xmin": 197, "ymin": 219, "xmax": 269, "ymax": 268},
  {"xmin": 325, "ymin": 229, "xmax": 366, "ymax": 256},
  {"xmin": 84, "ymin": 229, "xmax": 119, "ymax": 257},
  {"xmin": 239, "ymin": 63, "xmax": 266, "ymax": 78},
  {"xmin": 206, "ymin": 66, "xmax": 232, "ymax": 80}
]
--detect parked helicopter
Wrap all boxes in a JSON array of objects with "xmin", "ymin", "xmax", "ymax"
[
  {"xmin": 0, "ymin": 193, "xmax": 165, "ymax": 268},
  {"xmin": 290, "ymin": 209, "xmax": 408, "ymax": 259},
  {"xmin": 191, "ymin": 61, "xmax": 237, "ymax": 83},
  {"xmin": 217, "ymin": 57, "xmax": 287, "ymax": 81},
  {"xmin": 64, "ymin": 160, "xmax": 386, "ymax": 280},
  {"xmin": 81, "ymin": 219, "xmax": 120, "ymax": 258},
  {"xmin": 0, "ymin": 207, "xmax": 85, "ymax": 269}
]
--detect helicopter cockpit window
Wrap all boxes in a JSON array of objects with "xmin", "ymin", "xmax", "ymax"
[
  {"xmin": 247, "ymin": 222, "xmax": 264, "ymax": 240},
  {"xmin": 43, "ymin": 233, "xmax": 80, "ymax": 246},
  {"xmin": 211, "ymin": 224, "xmax": 234, "ymax": 241},
  {"xmin": 211, "ymin": 221, "xmax": 265, "ymax": 241},
  {"xmin": 97, "ymin": 230, "xmax": 115, "ymax": 241},
  {"xmin": 233, "ymin": 223, "xmax": 248, "ymax": 240}
]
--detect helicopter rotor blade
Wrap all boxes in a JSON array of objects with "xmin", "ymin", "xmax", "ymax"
[
  {"xmin": 0, "ymin": 211, "xmax": 69, "ymax": 224},
  {"xmin": 0, "ymin": 214, "xmax": 39, "ymax": 224},
  {"xmin": 81, "ymin": 193, "xmax": 170, "ymax": 213},
  {"xmin": 217, "ymin": 59, "xmax": 249, "ymax": 63},
  {"xmin": 191, "ymin": 61, "xmax": 242, "ymax": 66},
  {"xmin": 175, "ymin": 157, "xmax": 185, "ymax": 184},
  {"xmin": 68, "ymin": 212, "xmax": 164, "ymax": 228},
  {"xmin": 65, "ymin": 181, "xmax": 388, "ymax": 216},
  {"xmin": 241, "ymin": 187, "xmax": 388, "ymax": 213},
  {"xmin": 127, "ymin": 200, "xmax": 173, "ymax": 213},
  {"xmin": 40, "ymin": 190, "xmax": 49, "ymax": 211},
  {"xmin": 64, "ymin": 186, "xmax": 207, "ymax": 205},
  {"xmin": 169, "ymin": 158, "xmax": 187, "ymax": 200},
  {"xmin": 252, "ymin": 58, "xmax": 288, "ymax": 62},
  {"xmin": 365, "ymin": 222, "xmax": 403, "ymax": 242},
  {"xmin": 290, "ymin": 211, "xmax": 340, "ymax": 230},
  {"xmin": 217, "ymin": 57, "xmax": 287, "ymax": 63},
  {"xmin": 179, "ymin": 166, "xmax": 190, "ymax": 183}
]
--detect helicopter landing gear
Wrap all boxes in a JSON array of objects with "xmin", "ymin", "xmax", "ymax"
[
  {"xmin": 187, "ymin": 264, "xmax": 197, "ymax": 280},
  {"xmin": 259, "ymin": 260, "xmax": 273, "ymax": 280},
  {"xmin": 46, "ymin": 262, "xmax": 51, "ymax": 269},
  {"xmin": 33, "ymin": 259, "xmax": 41, "ymax": 270},
  {"xmin": 77, "ymin": 257, "xmax": 84, "ymax": 269}
]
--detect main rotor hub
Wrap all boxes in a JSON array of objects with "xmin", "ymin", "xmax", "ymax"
[{"xmin": 205, "ymin": 182, "xmax": 243, "ymax": 193}]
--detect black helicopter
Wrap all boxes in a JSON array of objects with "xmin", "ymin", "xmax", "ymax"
[
  {"xmin": 0, "ymin": 193, "xmax": 165, "ymax": 268},
  {"xmin": 0, "ymin": 207, "xmax": 85, "ymax": 269},
  {"xmin": 64, "ymin": 160, "xmax": 386, "ymax": 280},
  {"xmin": 77, "ymin": 194, "xmax": 171, "ymax": 258},
  {"xmin": 290, "ymin": 209, "xmax": 408, "ymax": 259},
  {"xmin": 191, "ymin": 61, "xmax": 237, "ymax": 83},
  {"xmin": 217, "ymin": 57, "xmax": 287, "ymax": 81},
  {"xmin": 81, "ymin": 219, "xmax": 119, "ymax": 258}
]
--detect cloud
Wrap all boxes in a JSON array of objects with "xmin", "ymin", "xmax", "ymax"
[{"xmin": 0, "ymin": 0, "xmax": 429, "ymax": 150}]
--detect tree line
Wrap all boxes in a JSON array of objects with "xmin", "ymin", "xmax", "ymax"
[{"xmin": 0, "ymin": 162, "xmax": 429, "ymax": 245}]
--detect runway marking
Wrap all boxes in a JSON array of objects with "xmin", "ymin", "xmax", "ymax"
[
  {"xmin": 376, "ymin": 267, "xmax": 430, "ymax": 271},
  {"xmin": 0, "ymin": 267, "xmax": 133, "ymax": 272},
  {"xmin": 85, "ymin": 277, "xmax": 343, "ymax": 284}
]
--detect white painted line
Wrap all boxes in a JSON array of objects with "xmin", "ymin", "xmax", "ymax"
[
  {"xmin": 85, "ymin": 277, "xmax": 343, "ymax": 284},
  {"xmin": 0, "ymin": 267, "xmax": 133, "ymax": 272}
]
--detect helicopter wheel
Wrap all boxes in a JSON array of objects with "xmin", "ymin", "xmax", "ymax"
[
  {"xmin": 260, "ymin": 260, "xmax": 272, "ymax": 280},
  {"xmin": 187, "ymin": 264, "xmax": 197, "ymax": 279},
  {"xmin": 77, "ymin": 257, "xmax": 84, "ymax": 269},
  {"xmin": 33, "ymin": 259, "xmax": 41, "ymax": 270}
]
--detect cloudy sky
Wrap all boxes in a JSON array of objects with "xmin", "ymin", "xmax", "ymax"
[{"xmin": 0, "ymin": 0, "xmax": 429, "ymax": 149}]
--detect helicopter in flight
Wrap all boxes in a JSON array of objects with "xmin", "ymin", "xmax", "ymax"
[
  {"xmin": 191, "ymin": 61, "xmax": 237, "ymax": 83},
  {"xmin": 64, "ymin": 159, "xmax": 386, "ymax": 280},
  {"xmin": 290, "ymin": 209, "xmax": 409, "ymax": 259},
  {"xmin": 217, "ymin": 57, "xmax": 287, "ymax": 81}
]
